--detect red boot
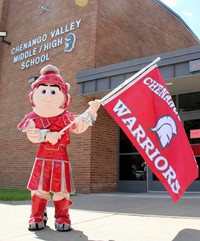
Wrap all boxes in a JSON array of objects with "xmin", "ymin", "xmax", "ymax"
[
  {"xmin": 54, "ymin": 198, "xmax": 72, "ymax": 231},
  {"xmin": 28, "ymin": 195, "xmax": 48, "ymax": 231}
]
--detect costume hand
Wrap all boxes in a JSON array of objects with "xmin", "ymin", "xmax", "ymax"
[
  {"xmin": 45, "ymin": 132, "xmax": 63, "ymax": 145},
  {"xmin": 87, "ymin": 99, "xmax": 101, "ymax": 115}
]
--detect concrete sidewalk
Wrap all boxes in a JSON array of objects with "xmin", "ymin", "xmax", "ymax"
[{"xmin": 0, "ymin": 192, "xmax": 200, "ymax": 241}]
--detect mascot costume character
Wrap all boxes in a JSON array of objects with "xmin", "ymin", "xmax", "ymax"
[{"xmin": 18, "ymin": 65, "xmax": 100, "ymax": 231}]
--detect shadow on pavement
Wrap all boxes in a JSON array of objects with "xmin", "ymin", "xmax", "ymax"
[
  {"xmin": 172, "ymin": 228, "xmax": 200, "ymax": 241},
  {"xmin": 34, "ymin": 226, "xmax": 116, "ymax": 241},
  {"xmin": 33, "ymin": 226, "xmax": 92, "ymax": 241}
]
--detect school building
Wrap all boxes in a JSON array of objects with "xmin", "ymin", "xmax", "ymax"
[{"xmin": 0, "ymin": 0, "xmax": 200, "ymax": 194}]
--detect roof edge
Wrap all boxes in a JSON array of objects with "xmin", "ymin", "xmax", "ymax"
[{"xmin": 153, "ymin": 0, "xmax": 200, "ymax": 44}]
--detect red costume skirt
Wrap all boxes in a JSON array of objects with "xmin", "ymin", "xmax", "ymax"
[
  {"xmin": 27, "ymin": 145, "xmax": 75, "ymax": 193},
  {"xmin": 27, "ymin": 146, "xmax": 75, "ymax": 194}
]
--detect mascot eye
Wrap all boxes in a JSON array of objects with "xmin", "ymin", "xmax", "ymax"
[
  {"xmin": 41, "ymin": 89, "xmax": 46, "ymax": 94},
  {"xmin": 51, "ymin": 90, "xmax": 56, "ymax": 95}
]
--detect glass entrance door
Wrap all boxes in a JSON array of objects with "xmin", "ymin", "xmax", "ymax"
[
  {"xmin": 118, "ymin": 129, "xmax": 147, "ymax": 192},
  {"xmin": 179, "ymin": 111, "xmax": 200, "ymax": 191}
]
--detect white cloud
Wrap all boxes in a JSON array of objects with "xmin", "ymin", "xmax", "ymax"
[
  {"xmin": 161, "ymin": 0, "xmax": 177, "ymax": 7},
  {"xmin": 181, "ymin": 10, "xmax": 193, "ymax": 18}
]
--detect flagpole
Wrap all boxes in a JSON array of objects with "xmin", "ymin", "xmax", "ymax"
[
  {"xmin": 100, "ymin": 57, "xmax": 161, "ymax": 104},
  {"xmin": 59, "ymin": 57, "xmax": 161, "ymax": 134},
  {"xmin": 59, "ymin": 116, "xmax": 81, "ymax": 134}
]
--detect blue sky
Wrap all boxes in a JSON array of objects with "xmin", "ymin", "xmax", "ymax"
[{"xmin": 160, "ymin": 0, "xmax": 200, "ymax": 40}]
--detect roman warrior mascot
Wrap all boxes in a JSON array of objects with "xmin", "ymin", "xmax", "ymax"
[{"xmin": 18, "ymin": 65, "xmax": 100, "ymax": 231}]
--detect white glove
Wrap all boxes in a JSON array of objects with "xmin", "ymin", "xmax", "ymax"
[
  {"xmin": 87, "ymin": 99, "xmax": 101, "ymax": 115},
  {"xmin": 45, "ymin": 132, "xmax": 63, "ymax": 145}
]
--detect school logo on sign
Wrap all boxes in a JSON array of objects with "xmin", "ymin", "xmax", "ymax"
[
  {"xmin": 151, "ymin": 115, "xmax": 177, "ymax": 149},
  {"xmin": 64, "ymin": 33, "xmax": 76, "ymax": 52}
]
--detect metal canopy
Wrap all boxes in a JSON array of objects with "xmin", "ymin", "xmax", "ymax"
[{"xmin": 77, "ymin": 45, "xmax": 200, "ymax": 98}]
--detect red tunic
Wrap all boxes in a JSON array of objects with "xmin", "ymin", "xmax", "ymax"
[{"xmin": 18, "ymin": 111, "xmax": 76, "ymax": 194}]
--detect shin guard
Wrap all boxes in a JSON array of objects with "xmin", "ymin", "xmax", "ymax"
[
  {"xmin": 28, "ymin": 195, "xmax": 48, "ymax": 231},
  {"xmin": 54, "ymin": 198, "xmax": 72, "ymax": 231}
]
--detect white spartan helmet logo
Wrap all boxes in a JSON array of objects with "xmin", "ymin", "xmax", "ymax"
[
  {"xmin": 65, "ymin": 33, "xmax": 76, "ymax": 52},
  {"xmin": 150, "ymin": 115, "xmax": 177, "ymax": 149}
]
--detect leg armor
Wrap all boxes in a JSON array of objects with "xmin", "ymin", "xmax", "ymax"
[
  {"xmin": 28, "ymin": 195, "xmax": 48, "ymax": 231},
  {"xmin": 54, "ymin": 198, "xmax": 72, "ymax": 231}
]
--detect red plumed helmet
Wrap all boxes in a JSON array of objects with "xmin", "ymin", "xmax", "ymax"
[{"xmin": 30, "ymin": 65, "xmax": 72, "ymax": 108}]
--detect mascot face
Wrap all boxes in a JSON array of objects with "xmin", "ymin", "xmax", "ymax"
[{"xmin": 32, "ymin": 83, "xmax": 66, "ymax": 118}]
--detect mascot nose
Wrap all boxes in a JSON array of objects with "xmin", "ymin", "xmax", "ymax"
[{"xmin": 43, "ymin": 90, "xmax": 52, "ymax": 102}]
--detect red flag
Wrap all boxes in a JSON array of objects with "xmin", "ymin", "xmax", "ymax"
[{"xmin": 101, "ymin": 64, "xmax": 198, "ymax": 202}]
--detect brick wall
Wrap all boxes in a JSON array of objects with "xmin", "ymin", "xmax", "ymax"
[
  {"xmin": 90, "ymin": 107, "xmax": 118, "ymax": 192},
  {"xmin": 0, "ymin": 0, "xmax": 99, "ymax": 191},
  {"xmin": 0, "ymin": 0, "xmax": 198, "ymax": 193},
  {"xmin": 95, "ymin": 0, "xmax": 198, "ymax": 67}
]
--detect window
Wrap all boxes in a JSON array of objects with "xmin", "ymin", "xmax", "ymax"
[
  {"xmin": 179, "ymin": 92, "xmax": 200, "ymax": 112},
  {"xmin": 119, "ymin": 129, "xmax": 146, "ymax": 181}
]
